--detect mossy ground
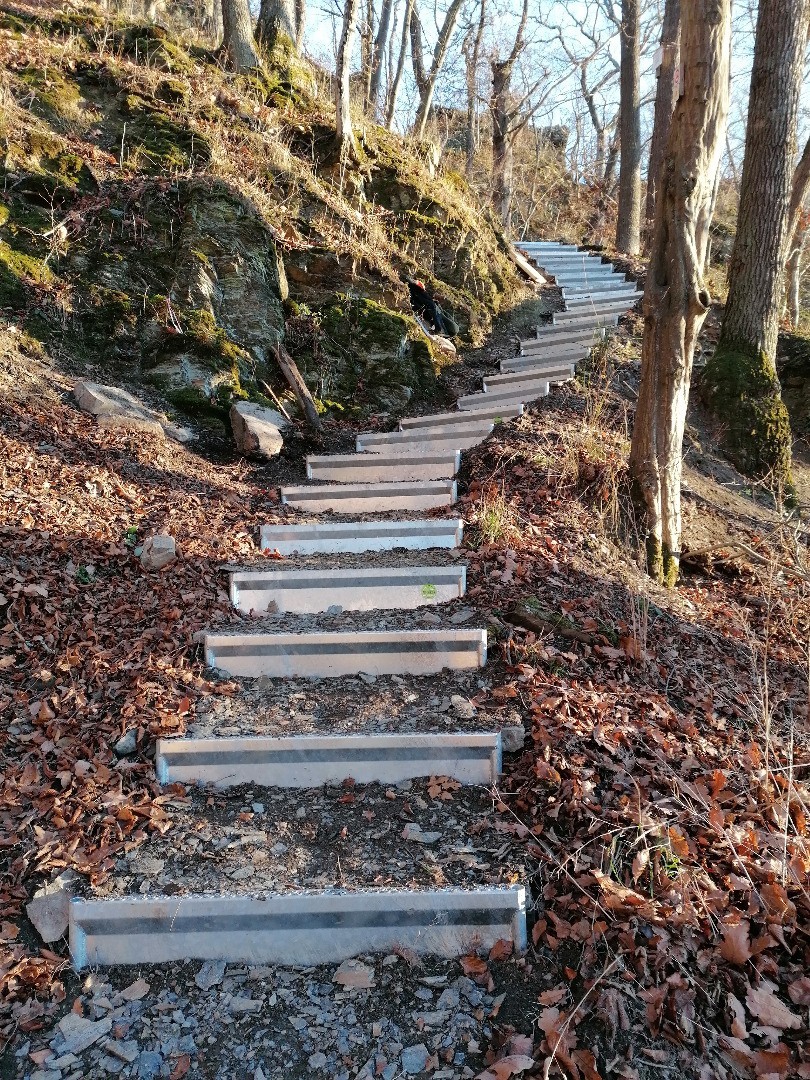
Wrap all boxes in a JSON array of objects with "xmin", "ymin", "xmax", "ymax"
[{"xmin": 0, "ymin": 0, "xmax": 526, "ymax": 418}]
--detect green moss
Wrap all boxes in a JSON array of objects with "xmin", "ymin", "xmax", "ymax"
[
  {"xmin": 0, "ymin": 204, "xmax": 9, "ymax": 228},
  {"xmin": 164, "ymin": 385, "xmax": 226, "ymax": 418},
  {"xmin": 701, "ymin": 339, "xmax": 793, "ymax": 487},
  {"xmin": 643, "ymin": 535, "xmax": 678, "ymax": 587},
  {"xmin": 121, "ymin": 95, "xmax": 211, "ymax": 173},
  {"xmin": 112, "ymin": 25, "xmax": 195, "ymax": 75},
  {"xmin": 0, "ymin": 240, "xmax": 53, "ymax": 307},
  {"xmin": 19, "ymin": 66, "xmax": 82, "ymax": 125}
]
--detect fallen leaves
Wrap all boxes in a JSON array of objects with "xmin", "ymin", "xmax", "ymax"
[{"xmin": 744, "ymin": 981, "xmax": 802, "ymax": 1031}]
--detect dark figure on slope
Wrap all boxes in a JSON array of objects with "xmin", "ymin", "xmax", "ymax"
[{"xmin": 401, "ymin": 274, "xmax": 460, "ymax": 338}]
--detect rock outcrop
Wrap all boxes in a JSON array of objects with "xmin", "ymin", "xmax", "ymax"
[{"xmin": 73, "ymin": 380, "xmax": 192, "ymax": 442}]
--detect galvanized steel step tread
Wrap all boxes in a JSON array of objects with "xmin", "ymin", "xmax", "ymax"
[
  {"xmin": 399, "ymin": 404, "xmax": 523, "ymax": 429},
  {"xmin": 281, "ymin": 480, "xmax": 457, "ymax": 513},
  {"xmin": 205, "ymin": 627, "xmax": 487, "ymax": 678},
  {"xmin": 485, "ymin": 366, "xmax": 574, "ymax": 390},
  {"xmin": 69, "ymin": 886, "xmax": 527, "ymax": 968},
  {"xmin": 306, "ymin": 452, "xmax": 461, "ymax": 482},
  {"xmin": 259, "ymin": 519, "xmax": 464, "ymax": 554},
  {"xmin": 230, "ymin": 564, "xmax": 466, "ymax": 614},
  {"xmin": 156, "ymin": 731, "xmax": 501, "ymax": 788}
]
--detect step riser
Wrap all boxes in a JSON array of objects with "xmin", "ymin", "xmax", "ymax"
[
  {"xmin": 69, "ymin": 887, "xmax": 527, "ymax": 969},
  {"xmin": 457, "ymin": 385, "xmax": 548, "ymax": 410},
  {"xmin": 564, "ymin": 289, "xmax": 640, "ymax": 302},
  {"xmin": 230, "ymin": 566, "xmax": 466, "ymax": 614},
  {"xmin": 307, "ymin": 453, "xmax": 460, "ymax": 483},
  {"xmin": 485, "ymin": 367, "xmax": 573, "ymax": 391},
  {"xmin": 281, "ymin": 481, "xmax": 456, "ymax": 513},
  {"xmin": 357, "ymin": 423, "xmax": 492, "ymax": 450},
  {"xmin": 556, "ymin": 277, "xmax": 627, "ymax": 288},
  {"xmin": 551, "ymin": 314, "xmax": 620, "ymax": 328},
  {"xmin": 156, "ymin": 733, "xmax": 501, "ymax": 788},
  {"xmin": 540, "ymin": 261, "xmax": 612, "ymax": 270},
  {"xmin": 357, "ymin": 433, "xmax": 490, "ymax": 455},
  {"xmin": 399, "ymin": 405, "xmax": 523, "ymax": 429},
  {"xmin": 259, "ymin": 520, "xmax": 464, "ymax": 555},
  {"xmin": 520, "ymin": 337, "xmax": 598, "ymax": 354},
  {"xmin": 205, "ymin": 629, "xmax": 487, "ymax": 679},
  {"xmin": 562, "ymin": 284, "xmax": 639, "ymax": 296},
  {"xmin": 503, "ymin": 356, "xmax": 584, "ymax": 374},
  {"xmin": 508, "ymin": 346, "xmax": 588, "ymax": 366}
]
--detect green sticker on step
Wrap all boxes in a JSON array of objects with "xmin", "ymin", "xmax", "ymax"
[{"xmin": 421, "ymin": 583, "xmax": 437, "ymax": 598}]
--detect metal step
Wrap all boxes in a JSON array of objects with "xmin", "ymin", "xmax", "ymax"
[
  {"xmin": 456, "ymin": 384, "xmax": 547, "ymax": 411},
  {"xmin": 306, "ymin": 452, "xmax": 460, "ymax": 483},
  {"xmin": 399, "ymin": 404, "xmax": 524, "ymax": 429},
  {"xmin": 69, "ymin": 886, "xmax": 527, "ymax": 969},
  {"xmin": 506, "ymin": 344, "xmax": 589, "ymax": 369},
  {"xmin": 230, "ymin": 564, "xmax": 466, "ymax": 614},
  {"xmin": 280, "ymin": 480, "xmax": 457, "ymax": 513},
  {"xmin": 357, "ymin": 423, "xmax": 493, "ymax": 454},
  {"xmin": 564, "ymin": 289, "xmax": 641, "ymax": 308},
  {"xmin": 551, "ymin": 312, "xmax": 621, "ymax": 329},
  {"xmin": 530, "ymin": 326, "xmax": 607, "ymax": 347},
  {"xmin": 204, "ymin": 627, "xmax": 487, "ymax": 678},
  {"xmin": 155, "ymin": 731, "xmax": 501, "ymax": 788},
  {"xmin": 259, "ymin": 520, "xmax": 464, "ymax": 555},
  {"xmin": 485, "ymin": 365, "xmax": 574, "ymax": 392}
]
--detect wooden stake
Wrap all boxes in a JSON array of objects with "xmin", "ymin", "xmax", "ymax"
[{"xmin": 271, "ymin": 343, "xmax": 322, "ymax": 434}]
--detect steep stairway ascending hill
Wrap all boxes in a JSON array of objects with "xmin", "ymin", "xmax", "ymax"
[{"xmin": 67, "ymin": 241, "xmax": 630, "ymax": 973}]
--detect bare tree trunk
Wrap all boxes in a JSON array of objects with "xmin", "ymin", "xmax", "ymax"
[
  {"xmin": 784, "ymin": 225, "xmax": 807, "ymax": 326},
  {"xmin": 335, "ymin": 0, "xmax": 361, "ymax": 160},
  {"xmin": 294, "ymin": 0, "xmax": 305, "ymax": 47},
  {"xmin": 385, "ymin": 0, "xmax": 412, "ymax": 127},
  {"xmin": 615, "ymin": 0, "xmax": 641, "ymax": 254},
  {"xmin": 359, "ymin": 0, "xmax": 374, "ymax": 107},
  {"xmin": 462, "ymin": 0, "xmax": 486, "ymax": 178},
  {"xmin": 256, "ymin": 0, "xmax": 296, "ymax": 49},
  {"xmin": 222, "ymin": 0, "xmax": 262, "ymax": 70},
  {"xmin": 702, "ymin": 0, "xmax": 810, "ymax": 488},
  {"xmin": 629, "ymin": 0, "xmax": 731, "ymax": 586},
  {"xmin": 644, "ymin": 0, "xmax": 681, "ymax": 244},
  {"xmin": 412, "ymin": 0, "xmax": 465, "ymax": 141},
  {"xmin": 368, "ymin": 0, "xmax": 395, "ymax": 116},
  {"xmin": 489, "ymin": 0, "xmax": 529, "ymax": 229}
]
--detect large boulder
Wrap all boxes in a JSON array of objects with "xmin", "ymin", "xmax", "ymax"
[
  {"xmin": 230, "ymin": 401, "xmax": 288, "ymax": 458},
  {"xmin": 73, "ymin": 380, "xmax": 192, "ymax": 442}
]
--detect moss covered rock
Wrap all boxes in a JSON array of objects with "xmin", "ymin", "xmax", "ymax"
[{"xmin": 120, "ymin": 94, "xmax": 211, "ymax": 172}]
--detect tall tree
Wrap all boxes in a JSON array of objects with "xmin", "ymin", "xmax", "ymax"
[
  {"xmin": 615, "ymin": 0, "xmax": 641, "ymax": 253},
  {"xmin": 335, "ymin": 0, "xmax": 361, "ymax": 160},
  {"xmin": 385, "ymin": 0, "xmax": 413, "ymax": 127},
  {"xmin": 644, "ymin": 0, "xmax": 681, "ymax": 243},
  {"xmin": 368, "ymin": 0, "xmax": 396, "ymax": 116},
  {"xmin": 490, "ymin": 0, "xmax": 529, "ymax": 227},
  {"xmin": 701, "ymin": 0, "xmax": 810, "ymax": 489},
  {"xmin": 784, "ymin": 134, "xmax": 810, "ymax": 325},
  {"xmin": 411, "ymin": 0, "xmax": 465, "ymax": 141},
  {"xmin": 461, "ymin": 0, "xmax": 487, "ymax": 178},
  {"xmin": 629, "ymin": 0, "xmax": 731, "ymax": 585},
  {"xmin": 222, "ymin": 0, "xmax": 262, "ymax": 70},
  {"xmin": 256, "ymin": 0, "xmax": 297, "ymax": 50}
]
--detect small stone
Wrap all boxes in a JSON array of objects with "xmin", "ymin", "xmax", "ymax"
[
  {"xmin": 140, "ymin": 535, "xmax": 176, "ymax": 571},
  {"xmin": 450, "ymin": 695, "xmax": 476, "ymax": 720},
  {"xmin": 120, "ymin": 978, "xmax": 150, "ymax": 1002},
  {"xmin": 326, "ymin": 605, "xmax": 343, "ymax": 616},
  {"xmin": 56, "ymin": 1015, "xmax": 113, "ymax": 1056},
  {"xmin": 382, "ymin": 954, "xmax": 399, "ymax": 967},
  {"xmin": 500, "ymin": 724, "xmax": 526, "ymax": 753},
  {"xmin": 358, "ymin": 672, "xmax": 377, "ymax": 685},
  {"xmin": 251, "ymin": 803, "xmax": 265, "ymax": 815},
  {"xmin": 114, "ymin": 730, "xmax": 138, "ymax": 757},
  {"xmin": 448, "ymin": 608, "xmax": 474, "ymax": 624},
  {"xmin": 333, "ymin": 959, "xmax": 375, "ymax": 989},
  {"xmin": 419, "ymin": 612, "xmax": 442, "ymax": 626},
  {"xmin": 105, "ymin": 1040, "xmax": 139, "ymax": 1063},
  {"xmin": 26, "ymin": 873, "xmax": 76, "ymax": 943},
  {"xmin": 195, "ymin": 959, "xmax": 226, "ymax": 990},
  {"xmin": 136, "ymin": 1050, "xmax": 163, "ymax": 1079},
  {"xmin": 402, "ymin": 823, "xmax": 441, "ymax": 844},
  {"xmin": 401, "ymin": 1044, "xmax": 430, "ymax": 1074},
  {"xmin": 228, "ymin": 997, "xmax": 261, "ymax": 1013},
  {"xmin": 308, "ymin": 1051, "xmax": 328, "ymax": 1068},
  {"xmin": 270, "ymin": 843, "xmax": 288, "ymax": 856}
]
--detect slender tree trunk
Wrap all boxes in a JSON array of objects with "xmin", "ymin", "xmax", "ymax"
[
  {"xmin": 222, "ymin": 0, "xmax": 262, "ymax": 70},
  {"xmin": 385, "ymin": 0, "xmax": 412, "ymax": 127},
  {"xmin": 603, "ymin": 128, "xmax": 619, "ymax": 189},
  {"xmin": 615, "ymin": 0, "xmax": 641, "ymax": 254},
  {"xmin": 335, "ymin": 0, "xmax": 361, "ymax": 160},
  {"xmin": 256, "ymin": 0, "xmax": 296, "ymax": 49},
  {"xmin": 491, "ymin": 59, "xmax": 513, "ymax": 227},
  {"xmin": 359, "ymin": 0, "xmax": 374, "ymax": 107},
  {"xmin": 702, "ymin": 0, "xmax": 810, "ymax": 488},
  {"xmin": 644, "ymin": 0, "xmax": 681, "ymax": 244},
  {"xmin": 462, "ymin": 0, "xmax": 486, "ymax": 179},
  {"xmin": 294, "ymin": 0, "xmax": 306, "ymax": 47},
  {"xmin": 368, "ymin": 0, "xmax": 395, "ymax": 116},
  {"xmin": 629, "ymin": 0, "xmax": 731, "ymax": 586},
  {"xmin": 784, "ymin": 225, "xmax": 807, "ymax": 326},
  {"xmin": 412, "ymin": 0, "xmax": 465, "ymax": 141}
]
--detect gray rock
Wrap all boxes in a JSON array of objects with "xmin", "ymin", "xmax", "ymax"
[
  {"xmin": 26, "ymin": 872, "xmax": 76, "ymax": 943},
  {"xmin": 195, "ymin": 959, "xmax": 226, "ymax": 990},
  {"xmin": 140, "ymin": 535, "xmax": 176, "ymax": 570},
  {"xmin": 230, "ymin": 402, "xmax": 286, "ymax": 459},
  {"xmin": 136, "ymin": 1050, "xmax": 164, "ymax": 1079},
  {"xmin": 73, "ymin": 380, "xmax": 191, "ymax": 443},
  {"xmin": 500, "ymin": 724, "xmax": 526, "ymax": 753},
  {"xmin": 448, "ymin": 608, "xmax": 474, "ymax": 624},
  {"xmin": 402, "ymin": 823, "xmax": 441, "ymax": 844},
  {"xmin": 401, "ymin": 1043, "xmax": 430, "ymax": 1074},
  {"xmin": 308, "ymin": 1051, "xmax": 328, "ymax": 1068},
  {"xmin": 55, "ymin": 1014, "xmax": 113, "ymax": 1056},
  {"xmin": 114, "ymin": 730, "xmax": 138, "ymax": 757},
  {"xmin": 450, "ymin": 695, "xmax": 476, "ymax": 720}
]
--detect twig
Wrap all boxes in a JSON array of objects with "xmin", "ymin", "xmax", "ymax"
[{"xmin": 258, "ymin": 380, "xmax": 292, "ymax": 421}]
